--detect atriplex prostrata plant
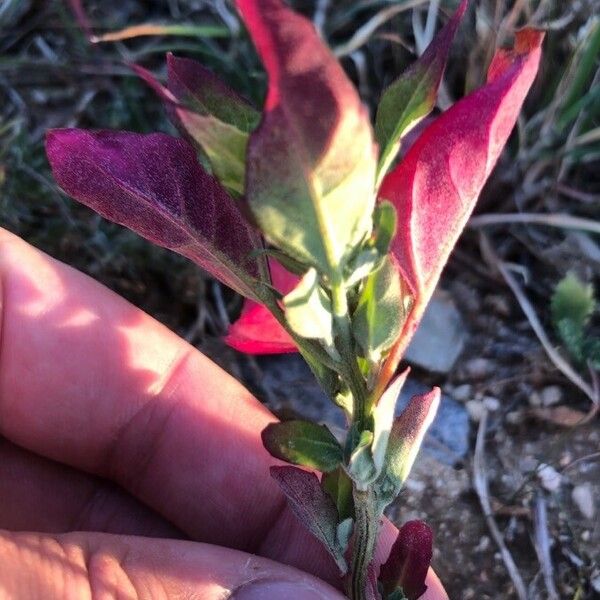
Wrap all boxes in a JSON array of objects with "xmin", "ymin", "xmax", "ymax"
[{"xmin": 46, "ymin": 1, "xmax": 543, "ymax": 598}]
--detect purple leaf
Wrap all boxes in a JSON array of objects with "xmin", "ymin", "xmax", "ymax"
[
  {"xmin": 379, "ymin": 520, "xmax": 433, "ymax": 600},
  {"xmin": 167, "ymin": 53, "xmax": 259, "ymax": 133},
  {"xmin": 46, "ymin": 129, "xmax": 261, "ymax": 299},
  {"xmin": 270, "ymin": 465, "xmax": 347, "ymax": 574}
]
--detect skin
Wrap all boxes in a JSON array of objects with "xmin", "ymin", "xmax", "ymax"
[{"xmin": 0, "ymin": 228, "xmax": 448, "ymax": 599}]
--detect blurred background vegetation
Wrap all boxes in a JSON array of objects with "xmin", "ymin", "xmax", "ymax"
[{"xmin": 1, "ymin": 1, "xmax": 599, "ymax": 598}]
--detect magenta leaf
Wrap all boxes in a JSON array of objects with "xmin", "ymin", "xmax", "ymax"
[
  {"xmin": 377, "ymin": 29, "xmax": 544, "ymax": 367},
  {"xmin": 380, "ymin": 28, "xmax": 544, "ymax": 299},
  {"xmin": 46, "ymin": 129, "xmax": 261, "ymax": 299},
  {"xmin": 270, "ymin": 466, "xmax": 347, "ymax": 574},
  {"xmin": 224, "ymin": 259, "xmax": 298, "ymax": 354},
  {"xmin": 134, "ymin": 59, "xmax": 256, "ymax": 198},
  {"xmin": 379, "ymin": 520, "xmax": 433, "ymax": 600},
  {"xmin": 236, "ymin": 0, "xmax": 377, "ymax": 274},
  {"xmin": 375, "ymin": 0, "xmax": 467, "ymax": 179}
]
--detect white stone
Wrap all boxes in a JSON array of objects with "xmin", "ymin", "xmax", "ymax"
[
  {"xmin": 572, "ymin": 484, "xmax": 595, "ymax": 519},
  {"xmin": 538, "ymin": 464, "xmax": 562, "ymax": 492},
  {"xmin": 541, "ymin": 385, "xmax": 563, "ymax": 406}
]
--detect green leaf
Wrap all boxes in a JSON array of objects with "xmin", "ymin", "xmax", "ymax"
[
  {"xmin": 556, "ymin": 318, "xmax": 585, "ymax": 362},
  {"xmin": 386, "ymin": 590, "xmax": 408, "ymax": 600},
  {"xmin": 336, "ymin": 517, "xmax": 354, "ymax": 553},
  {"xmin": 376, "ymin": 388, "xmax": 440, "ymax": 510},
  {"xmin": 241, "ymin": 1, "xmax": 377, "ymax": 275},
  {"xmin": 322, "ymin": 466, "xmax": 355, "ymax": 521},
  {"xmin": 261, "ymin": 420, "xmax": 343, "ymax": 472},
  {"xmin": 347, "ymin": 429, "xmax": 377, "ymax": 485},
  {"xmin": 283, "ymin": 268, "xmax": 335, "ymax": 348},
  {"xmin": 551, "ymin": 273, "xmax": 595, "ymax": 329},
  {"xmin": 353, "ymin": 256, "xmax": 406, "ymax": 363},
  {"xmin": 176, "ymin": 113, "xmax": 250, "ymax": 196},
  {"xmin": 373, "ymin": 201, "xmax": 398, "ymax": 256},
  {"xmin": 374, "ymin": 0, "xmax": 467, "ymax": 181}
]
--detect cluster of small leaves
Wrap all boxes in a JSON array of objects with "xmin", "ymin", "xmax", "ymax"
[
  {"xmin": 551, "ymin": 273, "xmax": 600, "ymax": 369},
  {"xmin": 47, "ymin": 1, "xmax": 544, "ymax": 598}
]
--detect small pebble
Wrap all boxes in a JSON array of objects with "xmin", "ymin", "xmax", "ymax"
[
  {"xmin": 466, "ymin": 399, "xmax": 486, "ymax": 422},
  {"xmin": 572, "ymin": 484, "xmax": 595, "ymax": 519},
  {"xmin": 541, "ymin": 385, "xmax": 563, "ymax": 406},
  {"xmin": 453, "ymin": 384, "xmax": 473, "ymax": 402},
  {"xmin": 465, "ymin": 358, "xmax": 493, "ymax": 380},
  {"xmin": 538, "ymin": 464, "xmax": 562, "ymax": 492},
  {"xmin": 483, "ymin": 396, "xmax": 500, "ymax": 411}
]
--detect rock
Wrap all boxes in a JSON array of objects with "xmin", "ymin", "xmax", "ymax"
[
  {"xmin": 572, "ymin": 484, "xmax": 595, "ymax": 519},
  {"xmin": 466, "ymin": 400, "xmax": 486, "ymax": 422},
  {"xmin": 483, "ymin": 396, "xmax": 500, "ymax": 411},
  {"xmin": 405, "ymin": 290, "xmax": 467, "ymax": 373},
  {"xmin": 453, "ymin": 384, "xmax": 473, "ymax": 402},
  {"xmin": 464, "ymin": 357, "xmax": 494, "ymax": 380},
  {"xmin": 540, "ymin": 385, "xmax": 563, "ymax": 407},
  {"xmin": 250, "ymin": 354, "xmax": 470, "ymax": 466},
  {"xmin": 538, "ymin": 464, "xmax": 562, "ymax": 493}
]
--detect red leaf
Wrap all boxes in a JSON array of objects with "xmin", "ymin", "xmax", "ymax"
[
  {"xmin": 377, "ymin": 29, "xmax": 544, "ymax": 374},
  {"xmin": 46, "ymin": 129, "xmax": 261, "ymax": 299},
  {"xmin": 379, "ymin": 520, "xmax": 433, "ymax": 600},
  {"xmin": 380, "ymin": 29, "xmax": 544, "ymax": 299},
  {"xmin": 224, "ymin": 259, "xmax": 298, "ymax": 354}
]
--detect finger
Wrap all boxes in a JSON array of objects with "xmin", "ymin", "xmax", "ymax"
[
  {"xmin": 0, "ymin": 437, "xmax": 180, "ymax": 538},
  {"xmin": 0, "ymin": 530, "xmax": 346, "ymax": 600},
  {"xmin": 0, "ymin": 229, "xmax": 279, "ymax": 550}
]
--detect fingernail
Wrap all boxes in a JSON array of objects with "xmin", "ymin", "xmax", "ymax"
[{"xmin": 232, "ymin": 579, "xmax": 333, "ymax": 600}]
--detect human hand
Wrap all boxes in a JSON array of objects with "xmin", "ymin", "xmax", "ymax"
[{"xmin": 0, "ymin": 229, "xmax": 447, "ymax": 599}]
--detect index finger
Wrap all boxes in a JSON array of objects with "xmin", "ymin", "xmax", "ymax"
[{"xmin": 0, "ymin": 228, "xmax": 280, "ymax": 551}]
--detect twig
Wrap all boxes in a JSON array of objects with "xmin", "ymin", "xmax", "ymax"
[
  {"xmin": 473, "ymin": 411, "xmax": 528, "ymax": 600},
  {"xmin": 533, "ymin": 492, "xmax": 559, "ymax": 600},
  {"xmin": 333, "ymin": 0, "xmax": 428, "ymax": 57},
  {"xmin": 468, "ymin": 213, "xmax": 600, "ymax": 236},
  {"xmin": 480, "ymin": 234, "xmax": 599, "ymax": 410}
]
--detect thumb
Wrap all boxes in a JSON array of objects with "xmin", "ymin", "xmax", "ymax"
[{"xmin": 0, "ymin": 530, "xmax": 345, "ymax": 599}]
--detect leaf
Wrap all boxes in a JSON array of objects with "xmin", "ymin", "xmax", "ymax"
[
  {"xmin": 347, "ymin": 429, "xmax": 377, "ymax": 485},
  {"xmin": 378, "ymin": 29, "xmax": 544, "ymax": 361},
  {"xmin": 379, "ymin": 520, "xmax": 433, "ymax": 600},
  {"xmin": 224, "ymin": 259, "xmax": 298, "ymax": 353},
  {"xmin": 322, "ymin": 466, "xmax": 354, "ymax": 521},
  {"xmin": 372, "ymin": 369, "xmax": 409, "ymax": 473},
  {"xmin": 283, "ymin": 268, "xmax": 334, "ymax": 348},
  {"xmin": 375, "ymin": 0, "xmax": 467, "ymax": 180},
  {"xmin": 376, "ymin": 388, "xmax": 440, "ymax": 510},
  {"xmin": 270, "ymin": 466, "xmax": 347, "ymax": 574},
  {"xmin": 353, "ymin": 256, "xmax": 407, "ymax": 363},
  {"xmin": 167, "ymin": 54, "xmax": 259, "ymax": 134},
  {"xmin": 134, "ymin": 57, "xmax": 259, "ymax": 197},
  {"xmin": 91, "ymin": 23, "xmax": 229, "ymax": 43},
  {"xmin": 237, "ymin": 0, "xmax": 377, "ymax": 275},
  {"xmin": 46, "ymin": 129, "xmax": 261, "ymax": 299},
  {"xmin": 336, "ymin": 517, "xmax": 354, "ymax": 553},
  {"xmin": 373, "ymin": 201, "xmax": 398, "ymax": 257},
  {"xmin": 551, "ymin": 273, "xmax": 595, "ymax": 330},
  {"xmin": 262, "ymin": 420, "xmax": 343, "ymax": 472}
]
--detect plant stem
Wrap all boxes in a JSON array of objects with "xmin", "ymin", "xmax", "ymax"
[
  {"xmin": 349, "ymin": 487, "xmax": 379, "ymax": 600},
  {"xmin": 330, "ymin": 275, "xmax": 369, "ymax": 430}
]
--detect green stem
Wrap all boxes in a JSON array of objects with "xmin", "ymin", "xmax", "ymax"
[
  {"xmin": 330, "ymin": 276, "xmax": 369, "ymax": 429},
  {"xmin": 349, "ymin": 488, "xmax": 379, "ymax": 600}
]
